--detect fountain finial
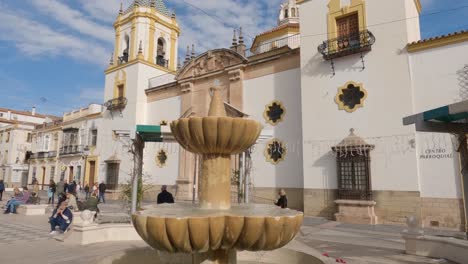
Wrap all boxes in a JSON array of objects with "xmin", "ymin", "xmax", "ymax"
[{"xmin": 208, "ymin": 86, "xmax": 226, "ymax": 117}]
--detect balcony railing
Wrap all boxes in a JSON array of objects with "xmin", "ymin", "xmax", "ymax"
[
  {"xmin": 104, "ymin": 97, "xmax": 127, "ymax": 111},
  {"xmin": 59, "ymin": 145, "xmax": 84, "ymax": 156},
  {"xmin": 318, "ymin": 30, "xmax": 376, "ymax": 60},
  {"xmin": 247, "ymin": 34, "xmax": 300, "ymax": 58},
  {"xmin": 30, "ymin": 151, "xmax": 57, "ymax": 159}
]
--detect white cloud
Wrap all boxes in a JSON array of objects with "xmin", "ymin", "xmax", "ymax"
[
  {"xmin": 0, "ymin": 8, "xmax": 109, "ymax": 65},
  {"xmin": 79, "ymin": 0, "xmax": 133, "ymax": 23},
  {"xmin": 30, "ymin": 0, "xmax": 114, "ymax": 43},
  {"xmin": 0, "ymin": 0, "xmax": 284, "ymax": 66},
  {"xmin": 172, "ymin": 0, "xmax": 283, "ymax": 56}
]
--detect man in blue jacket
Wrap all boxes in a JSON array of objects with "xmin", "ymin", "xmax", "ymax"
[{"xmin": 49, "ymin": 201, "xmax": 73, "ymax": 235}]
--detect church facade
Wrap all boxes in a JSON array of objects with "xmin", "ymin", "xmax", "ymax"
[{"xmin": 21, "ymin": 0, "xmax": 467, "ymax": 231}]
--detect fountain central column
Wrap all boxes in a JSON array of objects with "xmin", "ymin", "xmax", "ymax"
[{"xmin": 200, "ymin": 154, "xmax": 231, "ymax": 209}]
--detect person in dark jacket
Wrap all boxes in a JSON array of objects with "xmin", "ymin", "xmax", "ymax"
[
  {"xmin": 63, "ymin": 180, "xmax": 69, "ymax": 194},
  {"xmin": 0, "ymin": 180, "xmax": 4, "ymax": 201},
  {"xmin": 68, "ymin": 181, "xmax": 76, "ymax": 194},
  {"xmin": 49, "ymin": 201, "xmax": 73, "ymax": 235},
  {"xmin": 274, "ymin": 189, "xmax": 288, "ymax": 209},
  {"xmin": 98, "ymin": 182, "xmax": 107, "ymax": 203},
  {"xmin": 157, "ymin": 185, "xmax": 174, "ymax": 204},
  {"xmin": 84, "ymin": 183, "xmax": 90, "ymax": 200},
  {"xmin": 48, "ymin": 180, "xmax": 56, "ymax": 205}
]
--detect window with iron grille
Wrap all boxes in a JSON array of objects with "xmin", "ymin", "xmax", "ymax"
[
  {"xmin": 106, "ymin": 163, "xmax": 119, "ymax": 190},
  {"xmin": 90, "ymin": 129, "xmax": 98, "ymax": 146},
  {"xmin": 336, "ymin": 150, "xmax": 372, "ymax": 200}
]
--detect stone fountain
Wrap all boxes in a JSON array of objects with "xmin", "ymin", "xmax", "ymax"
[{"xmin": 132, "ymin": 87, "xmax": 304, "ymax": 263}]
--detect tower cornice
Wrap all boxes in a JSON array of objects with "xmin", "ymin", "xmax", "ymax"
[{"xmin": 114, "ymin": 11, "xmax": 180, "ymax": 34}]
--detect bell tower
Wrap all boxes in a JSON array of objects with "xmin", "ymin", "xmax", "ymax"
[
  {"xmin": 110, "ymin": 0, "xmax": 180, "ymax": 71},
  {"xmin": 99, "ymin": 0, "xmax": 181, "ymax": 187}
]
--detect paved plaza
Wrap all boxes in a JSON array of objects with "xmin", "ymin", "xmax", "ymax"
[{"xmin": 0, "ymin": 200, "xmax": 457, "ymax": 264}]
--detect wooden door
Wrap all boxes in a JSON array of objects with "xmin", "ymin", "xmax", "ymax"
[
  {"xmin": 69, "ymin": 166, "xmax": 74, "ymax": 182},
  {"xmin": 89, "ymin": 161, "xmax": 96, "ymax": 186},
  {"xmin": 41, "ymin": 167, "xmax": 46, "ymax": 190},
  {"xmin": 337, "ymin": 13, "xmax": 359, "ymax": 37},
  {"xmin": 336, "ymin": 13, "xmax": 360, "ymax": 49}
]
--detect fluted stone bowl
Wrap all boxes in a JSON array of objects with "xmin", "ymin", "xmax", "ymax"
[
  {"xmin": 170, "ymin": 117, "xmax": 262, "ymax": 155},
  {"xmin": 132, "ymin": 204, "xmax": 304, "ymax": 254}
]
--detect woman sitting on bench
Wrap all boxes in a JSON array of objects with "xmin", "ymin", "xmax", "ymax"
[{"xmin": 49, "ymin": 201, "xmax": 73, "ymax": 235}]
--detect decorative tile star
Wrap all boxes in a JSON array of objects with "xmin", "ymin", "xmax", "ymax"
[
  {"xmin": 265, "ymin": 139, "xmax": 287, "ymax": 165},
  {"xmin": 264, "ymin": 100, "xmax": 285, "ymax": 125},
  {"xmin": 335, "ymin": 81, "xmax": 367, "ymax": 112}
]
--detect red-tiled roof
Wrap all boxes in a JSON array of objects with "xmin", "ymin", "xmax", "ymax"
[
  {"xmin": 0, "ymin": 107, "xmax": 59, "ymax": 119},
  {"xmin": 255, "ymin": 23, "xmax": 299, "ymax": 38},
  {"xmin": 408, "ymin": 30, "xmax": 468, "ymax": 45}
]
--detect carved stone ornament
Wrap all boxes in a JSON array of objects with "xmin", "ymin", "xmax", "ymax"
[
  {"xmin": 156, "ymin": 149, "xmax": 168, "ymax": 168},
  {"xmin": 335, "ymin": 81, "xmax": 367, "ymax": 113},
  {"xmin": 265, "ymin": 138, "xmax": 287, "ymax": 165},
  {"xmin": 177, "ymin": 49, "xmax": 246, "ymax": 80},
  {"xmin": 263, "ymin": 100, "xmax": 286, "ymax": 126}
]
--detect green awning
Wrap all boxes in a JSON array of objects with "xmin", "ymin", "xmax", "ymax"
[
  {"xmin": 404, "ymin": 100, "xmax": 468, "ymax": 125},
  {"xmin": 136, "ymin": 125, "xmax": 163, "ymax": 142},
  {"xmin": 422, "ymin": 105, "xmax": 468, "ymax": 122}
]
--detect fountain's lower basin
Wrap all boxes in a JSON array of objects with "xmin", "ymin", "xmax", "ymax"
[{"xmin": 132, "ymin": 204, "xmax": 303, "ymax": 254}]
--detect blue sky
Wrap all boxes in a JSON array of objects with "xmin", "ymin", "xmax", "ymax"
[{"xmin": 0, "ymin": 0, "xmax": 467, "ymax": 116}]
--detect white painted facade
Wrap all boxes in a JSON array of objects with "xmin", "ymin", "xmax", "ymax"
[
  {"xmin": 0, "ymin": 107, "xmax": 53, "ymax": 187},
  {"xmin": 409, "ymin": 42, "xmax": 468, "ymax": 199},
  {"xmin": 299, "ymin": 0, "xmax": 422, "ymax": 192},
  {"xmin": 243, "ymin": 68, "xmax": 303, "ymax": 189}
]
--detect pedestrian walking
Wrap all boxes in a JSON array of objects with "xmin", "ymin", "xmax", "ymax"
[
  {"xmin": 32, "ymin": 179, "xmax": 40, "ymax": 195},
  {"xmin": 157, "ymin": 185, "xmax": 174, "ymax": 204},
  {"xmin": 48, "ymin": 180, "xmax": 56, "ymax": 205},
  {"xmin": 98, "ymin": 182, "xmax": 106, "ymax": 203},
  {"xmin": 63, "ymin": 180, "xmax": 69, "ymax": 194},
  {"xmin": 0, "ymin": 180, "xmax": 4, "ymax": 201},
  {"xmin": 68, "ymin": 181, "xmax": 76, "ymax": 195},
  {"xmin": 84, "ymin": 183, "xmax": 90, "ymax": 200}
]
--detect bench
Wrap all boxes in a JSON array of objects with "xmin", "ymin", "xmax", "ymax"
[
  {"xmin": 17, "ymin": 204, "xmax": 49, "ymax": 216},
  {"xmin": 72, "ymin": 210, "xmax": 97, "ymax": 226}
]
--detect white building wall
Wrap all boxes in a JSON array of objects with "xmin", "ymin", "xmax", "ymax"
[
  {"xmin": 143, "ymin": 96, "xmax": 182, "ymax": 185},
  {"xmin": 409, "ymin": 41, "xmax": 468, "ymax": 199},
  {"xmin": 299, "ymin": 0, "xmax": 419, "ymax": 192},
  {"xmin": 243, "ymin": 68, "xmax": 303, "ymax": 189},
  {"xmin": 100, "ymin": 63, "xmax": 169, "ymax": 186}
]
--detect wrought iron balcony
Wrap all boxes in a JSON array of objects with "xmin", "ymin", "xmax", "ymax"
[
  {"xmin": 30, "ymin": 151, "xmax": 57, "ymax": 159},
  {"xmin": 156, "ymin": 57, "xmax": 169, "ymax": 68},
  {"xmin": 104, "ymin": 97, "xmax": 128, "ymax": 111},
  {"xmin": 318, "ymin": 30, "xmax": 376, "ymax": 61},
  {"xmin": 59, "ymin": 145, "xmax": 84, "ymax": 156}
]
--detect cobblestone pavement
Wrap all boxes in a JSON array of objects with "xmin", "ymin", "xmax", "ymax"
[
  {"xmin": 0, "ymin": 196, "xmax": 460, "ymax": 264},
  {"xmin": 0, "ymin": 215, "xmax": 50, "ymax": 243}
]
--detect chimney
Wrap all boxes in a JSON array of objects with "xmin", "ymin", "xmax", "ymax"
[{"xmin": 32, "ymin": 106, "xmax": 36, "ymax": 116}]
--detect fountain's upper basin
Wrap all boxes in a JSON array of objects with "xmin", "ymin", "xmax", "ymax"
[
  {"xmin": 132, "ymin": 204, "xmax": 303, "ymax": 254},
  {"xmin": 170, "ymin": 117, "xmax": 262, "ymax": 155}
]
